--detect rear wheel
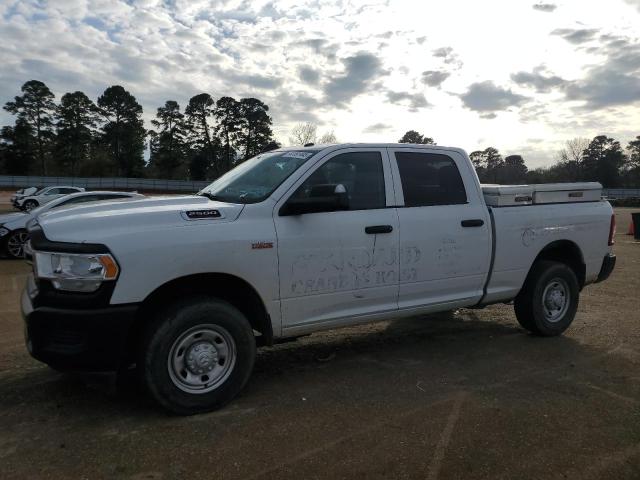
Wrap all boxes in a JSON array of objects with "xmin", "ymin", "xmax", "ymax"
[
  {"xmin": 141, "ymin": 297, "xmax": 256, "ymax": 415},
  {"xmin": 514, "ymin": 260, "xmax": 579, "ymax": 336},
  {"xmin": 23, "ymin": 200, "xmax": 38, "ymax": 212},
  {"xmin": 5, "ymin": 229, "xmax": 28, "ymax": 258}
]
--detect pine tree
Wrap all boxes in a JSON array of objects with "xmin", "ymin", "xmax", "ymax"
[
  {"xmin": 148, "ymin": 100, "xmax": 186, "ymax": 179},
  {"xmin": 185, "ymin": 93, "xmax": 220, "ymax": 179},
  {"xmin": 4, "ymin": 80, "xmax": 56, "ymax": 175},
  {"xmin": 97, "ymin": 85, "xmax": 146, "ymax": 177},
  {"xmin": 238, "ymin": 98, "xmax": 276, "ymax": 161},
  {"xmin": 55, "ymin": 91, "xmax": 100, "ymax": 176}
]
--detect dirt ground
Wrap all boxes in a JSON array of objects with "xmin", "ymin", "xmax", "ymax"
[{"xmin": 1, "ymin": 202, "xmax": 639, "ymax": 480}]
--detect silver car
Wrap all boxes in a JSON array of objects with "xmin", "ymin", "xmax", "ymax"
[{"xmin": 0, "ymin": 191, "xmax": 144, "ymax": 258}]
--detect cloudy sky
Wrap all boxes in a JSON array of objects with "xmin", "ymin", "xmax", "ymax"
[{"xmin": 1, "ymin": 0, "xmax": 639, "ymax": 167}]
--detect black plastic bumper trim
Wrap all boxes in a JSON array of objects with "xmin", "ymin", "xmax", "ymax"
[
  {"xmin": 22, "ymin": 288, "xmax": 139, "ymax": 372},
  {"xmin": 595, "ymin": 253, "xmax": 616, "ymax": 283}
]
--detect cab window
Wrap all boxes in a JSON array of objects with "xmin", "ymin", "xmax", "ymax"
[
  {"xmin": 395, "ymin": 152, "xmax": 467, "ymax": 207},
  {"xmin": 290, "ymin": 151, "xmax": 386, "ymax": 211}
]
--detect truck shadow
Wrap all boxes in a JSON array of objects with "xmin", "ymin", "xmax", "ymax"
[{"xmin": 0, "ymin": 307, "xmax": 631, "ymax": 420}]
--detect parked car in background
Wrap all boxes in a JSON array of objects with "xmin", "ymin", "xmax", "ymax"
[
  {"xmin": 15, "ymin": 186, "xmax": 85, "ymax": 211},
  {"xmin": 1, "ymin": 191, "xmax": 144, "ymax": 258},
  {"xmin": 10, "ymin": 187, "xmax": 39, "ymax": 208}
]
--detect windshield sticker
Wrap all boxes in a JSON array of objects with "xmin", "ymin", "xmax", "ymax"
[{"xmin": 282, "ymin": 151, "xmax": 314, "ymax": 159}]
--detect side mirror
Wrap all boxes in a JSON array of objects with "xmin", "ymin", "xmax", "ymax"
[{"xmin": 280, "ymin": 184, "xmax": 349, "ymax": 216}]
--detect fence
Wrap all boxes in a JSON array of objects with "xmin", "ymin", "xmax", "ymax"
[
  {"xmin": 602, "ymin": 189, "xmax": 640, "ymax": 199},
  {"xmin": 1, "ymin": 175, "xmax": 639, "ymax": 197},
  {"xmin": 0, "ymin": 175, "xmax": 210, "ymax": 193}
]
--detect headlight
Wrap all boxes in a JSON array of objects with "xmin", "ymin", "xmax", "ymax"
[
  {"xmin": 34, "ymin": 252, "xmax": 119, "ymax": 292},
  {"xmin": 0, "ymin": 227, "xmax": 8, "ymax": 237}
]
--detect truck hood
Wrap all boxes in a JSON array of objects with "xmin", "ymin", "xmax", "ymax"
[{"xmin": 36, "ymin": 195, "xmax": 245, "ymax": 244}]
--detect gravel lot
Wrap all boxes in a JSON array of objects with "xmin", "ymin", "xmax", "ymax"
[{"xmin": 1, "ymin": 199, "xmax": 639, "ymax": 479}]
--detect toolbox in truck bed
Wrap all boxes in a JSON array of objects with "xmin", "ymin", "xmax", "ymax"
[{"xmin": 482, "ymin": 182, "xmax": 602, "ymax": 207}]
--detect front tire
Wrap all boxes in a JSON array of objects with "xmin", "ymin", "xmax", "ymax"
[
  {"xmin": 23, "ymin": 200, "xmax": 38, "ymax": 212},
  {"xmin": 141, "ymin": 297, "xmax": 256, "ymax": 415},
  {"xmin": 5, "ymin": 229, "xmax": 29, "ymax": 258},
  {"xmin": 514, "ymin": 260, "xmax": 579, "ymax": 336}
]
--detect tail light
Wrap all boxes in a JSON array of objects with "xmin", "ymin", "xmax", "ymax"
[{"xmin": 608, "ymin": 213, "xmax": 616, "ymax": 246}]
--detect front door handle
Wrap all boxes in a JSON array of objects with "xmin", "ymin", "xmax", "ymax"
[
  {"xmin": 365, "ymin": 225, "xmax": 393, "ymax": 234},
  {"xmin": 461, "ymin": 219, "xmax": 484, "ymax": 227}
]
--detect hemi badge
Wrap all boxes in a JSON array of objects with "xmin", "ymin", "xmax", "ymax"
[
  {"xmin": 568, "ymin": 192, "xmax": 583, "ymax": 198},
  {"xmin": 252, "ymin": 242, "xmax": 273, "ymax": 249},
  {"xmin": 183, "ymin": 209, "xmax": 222, "ymax": 220}
]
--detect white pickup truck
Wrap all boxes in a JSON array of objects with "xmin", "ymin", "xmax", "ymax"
[{"xmin": 22, "ymin": 144, "xmax": 616, "ymax": 414}]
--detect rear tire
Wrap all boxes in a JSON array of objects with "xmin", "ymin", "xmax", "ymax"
[
  {"xmin": 514, "ymin": 260, "xmax": 579, "ymax": 336},
  {"xmin": 141, "ymin": 297, "xmax": 256, "ymax": 415}
]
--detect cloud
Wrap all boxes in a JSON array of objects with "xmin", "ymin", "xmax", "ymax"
[
  {"xmin": 563, "ymin": 34, "xmax": 640, "ymax": 109},
  {"xmin": 460, "ymin": 81, "xmax": 529, "ymax": 113},
  {"xmin": 433, "ymin": 47, "xmax": 453, "ymax": 58},
  {"xmin": 532, "ymin": 3, "xmax": 557, "ymax": 12},
  {"xmin": 363, "ymin": 122, "xmax": 392, "ymax": 134},
  {"xmin": 298, "ymin": 66, "xmax": 320, "ymax": 85},
  {"xmin": 421, "ymin": 70, "xmax": 450, "ymax": 88},
  {"xmin": 432, "ymin": 47, "xmax": 456, "ymax": 64},
  {"xmin": 0, "ymin": 0, "xmax": 639, "ymax": 160},
  {"xmin": 295, "ymin": 38, "xmax": 339, "ymax": 60},
  {"xmin": 552, "ymin": 28, "xmax": 599, "ymax": 44},
  {"xmin": 623, "ymin": 0, "xmax": 640, "ymax": 12},
  {"xmin": 228, "ymin": 72, "xmax": 283, "ymax": 90},
  {"xmin": 511, "ymin": 69, "xmax": 566, "ymax": 92},
  {"xmin": 565, "ymin": 70, "xmax": 640, "ymax": 109},
  {"xmin": 386, "ymin": 91, "xmax": 429, "ymax": 111},
  {"xmin": 324, "ymin": 52, "xmax": 386, "ymax": 106},
  {"xmin": 432, "ymin": 46, "xmax": 463, "ymax": 69}
]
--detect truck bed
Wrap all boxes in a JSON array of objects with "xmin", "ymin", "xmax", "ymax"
[{"xmin": 482, "ymin": 182, "xmax": 602, "ymax": 207}]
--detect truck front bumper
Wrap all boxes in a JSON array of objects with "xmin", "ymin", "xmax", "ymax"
[
  {"xmin": 595, "ymin": 253, "xmax": 616, "ymax": 283},
  {"xmin": 21, "ymin": 287, "xmax": 139, "ymax": 372}
]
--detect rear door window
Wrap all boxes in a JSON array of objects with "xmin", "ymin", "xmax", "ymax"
[{"xmin": 394, "ymin": 152, "xmax": 467, "ymax": 207}]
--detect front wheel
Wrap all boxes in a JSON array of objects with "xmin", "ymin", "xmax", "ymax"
[
  {"xmin": 23, "ymin": 200, "xmax": 38, "ymax": 212},
  {"xmin": 5, "ymin": 229, "xmax": 29, "ymax": 258},
  {"xmin": 141, "ymin": 297, "xmax": 256, "ymax": 415},
  {"xmin": 514, "ymin": 260, "xmax": 579, "ymax": 336}
]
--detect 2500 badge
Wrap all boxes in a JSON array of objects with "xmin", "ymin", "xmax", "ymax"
[{"xmin": 182, "ymin": 209, "xmax": 222, "ymax": 220}]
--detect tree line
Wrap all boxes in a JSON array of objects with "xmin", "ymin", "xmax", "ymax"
[
  {"xmin": 399, "ymin": 130, "xmax": 640, "ymax": 187},
  {"xmin": 0, "ymin": 80, "xmax": 280, "ymax": 180},
  {"xmin": 1, "ymin": 80, "xmax": 638, "ymax": 188}
]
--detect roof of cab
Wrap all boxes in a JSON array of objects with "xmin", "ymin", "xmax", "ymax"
[{"xmin": 276, "ymin": 143, "xmax": 468, "ymax": 157}]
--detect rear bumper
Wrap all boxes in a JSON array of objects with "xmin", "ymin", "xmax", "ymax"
[
  {"xmin": 22, "ymin": 287, "xmax": 139, "ymax": 372},
  {"xmin": 595, "ymin": 253, "xmax": 616, "ymax": 283}
]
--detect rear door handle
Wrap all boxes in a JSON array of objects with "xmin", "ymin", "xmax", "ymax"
[
  {"xmin": 461, "ymin": 219, "xmax": 484, "ymax": 227},
  {"xmin": 365, "ymin": 225, "xmax": 393, "ymax": 234}
]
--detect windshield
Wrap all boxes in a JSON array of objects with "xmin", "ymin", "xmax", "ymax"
[
  {"xmin": 30, "ymin": 195, "xmax": 77, "ymax": 216},
  {"xmin": 199, "ymin": 150, "xmax": 321, "ymax": 204}
]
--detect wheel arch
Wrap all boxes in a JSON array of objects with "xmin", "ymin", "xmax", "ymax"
[
  {"xmin": 523, "ymin": 240, "xmax": 586, "ymax": 292},
  {"xmin": 126, "ymin": 273, "xmax": 273, "ymax": 363}
]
